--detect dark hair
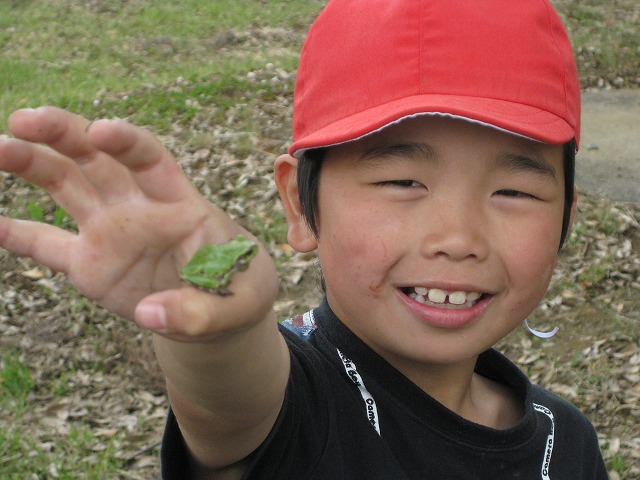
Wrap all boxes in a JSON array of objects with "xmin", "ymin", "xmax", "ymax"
[
  {"xmin": 560, "ymin": 140, "xmax": 576, "ymax": 249},
  {"xmin": 297, "ymin": 147, "xmax": 326, "ymax": 237},
  {"xmin": 298, "ymin": 140, "xmax": 576, "ymax": 249}
]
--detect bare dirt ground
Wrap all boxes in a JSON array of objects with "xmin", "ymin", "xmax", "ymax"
[{"xmin": 578, "ymin": 89, "xmax": 640, "ymax": 206}]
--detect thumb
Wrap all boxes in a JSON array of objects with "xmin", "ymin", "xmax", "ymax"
[{"xmin": 134, "ymin": 285, "xmax": 276, "ymax": 341}]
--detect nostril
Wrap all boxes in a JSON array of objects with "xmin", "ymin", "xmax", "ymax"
[{"xmin": 432, "ymin": 250, "xmax": 478, "ymax": 261}]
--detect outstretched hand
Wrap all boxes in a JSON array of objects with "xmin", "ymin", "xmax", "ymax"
[{"xmin": 0, "ymin": 107, "xmax": 278, "ymax": 340}]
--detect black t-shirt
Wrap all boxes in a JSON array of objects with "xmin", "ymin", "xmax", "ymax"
[{"xmin": 161, "ymin": 299, "xmax": 608, "ymax": 479}]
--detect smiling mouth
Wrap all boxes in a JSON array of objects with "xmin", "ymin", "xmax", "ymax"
[{"xmin": 401, "ymin": 287, "xmax": 488, "ymax": 310}]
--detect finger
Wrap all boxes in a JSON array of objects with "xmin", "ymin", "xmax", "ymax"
[
  {"xmin": 0, "ymin": 216, "xmax": 73, "ymax": 274},
  {"xmin": 9, "ymin": 107, "xmax": 139, "ymax": 202},
  {"xmin": 0, "ymin": 138, "xmax": 100, "ymax": 224},
  {"xmin": 8, "ymin": 106, "xmax": 95, "ymax": 159},
  {"xmin": 87, "ymin": 119, "xmax": 196, "ymax": 202}
]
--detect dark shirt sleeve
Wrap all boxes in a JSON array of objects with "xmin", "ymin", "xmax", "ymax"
[
  {"xmin": 160, "ymin": 407, "xmax": 193, "ymax": 479},
  {"xmin": 159, "ymin": 326, "xmax": 334, "ymax": 480}
]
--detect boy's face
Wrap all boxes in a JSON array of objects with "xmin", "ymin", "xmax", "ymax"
[{"xmin": 284, "ymin": 116, "xmax": 570, "ymax": 370}]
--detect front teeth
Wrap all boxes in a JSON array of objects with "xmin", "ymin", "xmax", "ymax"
[
  {"xmin": 448, "ymin": 291, "xmax": 466, "ymax": 305},
  {"xmin": 408, "ymin": 287, "xmax": 482, "ymax": 307},
  {"xmin": 428, "ymin": 289, "xmax": 447, "ymax": 304}
]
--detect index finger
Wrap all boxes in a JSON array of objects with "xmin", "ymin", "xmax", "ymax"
[
  {"xmin": 87, "ymin": 119, "xmax": 197, "ymax": 202},
  {"xmin": 8, "ymin": 107, "xmax": 95, "ymax": 161}
]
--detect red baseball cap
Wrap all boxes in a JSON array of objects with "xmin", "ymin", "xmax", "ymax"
[{"xmin": 289, "ymin": 0, "xmax": 581, "ymax": 158}]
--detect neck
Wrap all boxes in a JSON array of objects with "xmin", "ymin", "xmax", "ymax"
[
  {"xmin": 382, "ymin": 353, "xmax": 523, "ymax": 429},
  {"xmin": 385, "ymin": 353, "xmax": 477, "ymax": 410}
]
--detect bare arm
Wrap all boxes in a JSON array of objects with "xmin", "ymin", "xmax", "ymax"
[
  {"xmin": 0, "ymin": 107, "xmax": 288, "ymax": 476},
  {"xmin": 156, "ymin": 317, "xmax": 290, "ymax": 475}
]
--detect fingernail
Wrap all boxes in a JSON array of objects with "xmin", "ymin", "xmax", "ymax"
[{"xmin": 136, "ymin": 303, "xmax": 167, "ymax": 332}]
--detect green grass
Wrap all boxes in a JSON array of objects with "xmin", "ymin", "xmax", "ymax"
[
  {"xmin": 0, "ymin": 425, "xmax": 128, "ymax": 479},
  {"xmin": 0, "ymin": 0, "xmax": 323, "ymax": 130},
  {"xmin": 0, "ymin": 348, "xmax": 33, "ymax": 416},
  {"xmin": 554, "ymin": 0, "xmax": 640, "ymax": 86},
  {"xmin": 0, "ymin": 326, "xmax": 152, "ymax": 478}
]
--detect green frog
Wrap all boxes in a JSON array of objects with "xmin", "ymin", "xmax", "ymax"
[{"xmin": 179, "ymin": 235, "xmax": 258, "ymax": 295}]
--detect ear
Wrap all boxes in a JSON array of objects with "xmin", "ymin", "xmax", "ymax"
[{"xmin": 273, "ymin": 154, "xmax": 318, "ymax": 253}]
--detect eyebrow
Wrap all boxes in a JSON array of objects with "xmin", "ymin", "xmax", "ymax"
[
  {"xmin": 359, "ymin": 142, "xmax": 440, "ymax": 165},
  {"xmin": 358, "ymin": 142, "xmax": 559, "ymax": 182},
  {"xmin": 494, "ymin": 152, "xmax": 559, "ymax": 182}
]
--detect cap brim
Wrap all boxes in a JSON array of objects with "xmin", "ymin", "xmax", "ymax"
[{"xmin": 289, "ymin": 94, "xmax": 575, "ymax": 158}]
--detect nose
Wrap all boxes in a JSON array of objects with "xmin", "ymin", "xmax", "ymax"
[{"xmin": 419, "ymin": 197, "xmax": 489, "ymax": 262}]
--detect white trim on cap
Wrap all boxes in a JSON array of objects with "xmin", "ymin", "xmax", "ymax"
[{"xmin": 292, "ymin": 112, "xmax": 541, "ymax": 159}]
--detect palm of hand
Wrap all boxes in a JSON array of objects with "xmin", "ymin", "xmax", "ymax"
[
  {"xmin": 0, "ymin": 107, "xmax": 275, "ymax": 333},
  {"xmin": 64, "ymin": 192, "xmax": 213, "ymax": 319}
]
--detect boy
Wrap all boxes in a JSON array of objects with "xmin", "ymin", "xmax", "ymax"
[{"xmin": 0, "ymin": 0, "xmax": 609, "ymax": 479}]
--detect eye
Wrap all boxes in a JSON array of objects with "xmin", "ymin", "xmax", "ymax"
[
  {"xmin": 495, "ymin": 189, "xmax": 536, "ymax": 199},
  {"xmin": 376, "ymin": 180, "xmax": 424, "ymax": 188}
]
